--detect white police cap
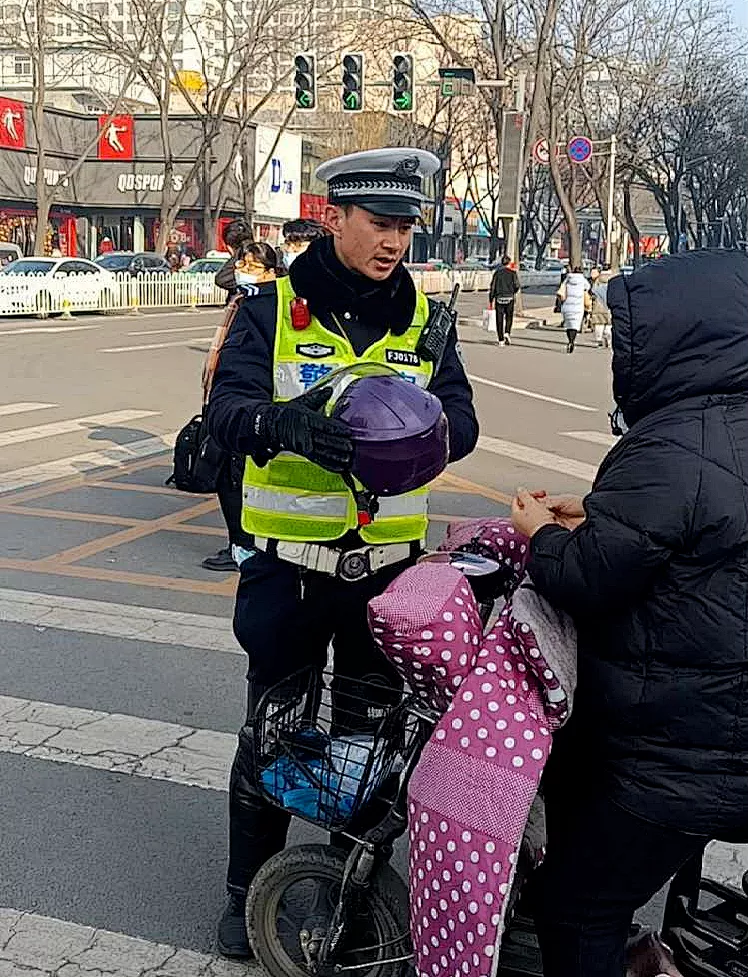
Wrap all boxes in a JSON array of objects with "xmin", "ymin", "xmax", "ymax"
[{"xmin": 316, "ymin": 148, "xmax": 440, "ymax": 218}]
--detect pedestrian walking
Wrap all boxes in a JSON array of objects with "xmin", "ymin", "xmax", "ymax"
[
  {"xmin": 201, "ymin": 242, "xmax": 281, "ymax": 572},
  {"xmin": 489, "ymin": 254, "xmax": 521, "ymax": 345},
  {"xmin": 206, "ymin": 146, "xmax": 478, "ymax": 958},
  {"xmin": 557, "ymin": 265, "xmax": 591, "ymax": 353},
  {"xmin": 589, "ymin": 267, "xmax": 613, "ymax": 348},
  {"xmin": 510, "ymin": 249, "xmax": 747, "ymax": 977}
]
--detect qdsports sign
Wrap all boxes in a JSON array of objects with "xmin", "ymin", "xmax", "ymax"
[
  {"xmin": 0, "ymin": 97, "xmax": 25, "ymax": 150},
  {"xmin": 116, "ymin": 173, "xmax": 186, "ymax": 194}
]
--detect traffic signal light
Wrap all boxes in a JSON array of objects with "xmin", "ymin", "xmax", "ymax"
[
  {"xmin": 392, "ymin": 53, "xmax": 414, "ymax": 112},
  {"xmin": 294, "ymin": 53, "xmax": 316, "ymax": 110},
  {"xmin": 342, "ymin": 53, "xmax": 364, "ymax": 112}
]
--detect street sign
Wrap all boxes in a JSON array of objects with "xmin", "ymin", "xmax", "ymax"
[
  {"xmin": 438, "ymin": 66, "xmax": 476, "ymax": 97},
  {"xmin": 532, "ymin": 138, "xmax": 551, "ymax": 165},
  {"xmin": 567, "ymin": 135, "xmax": 593, "ymax": 163}
]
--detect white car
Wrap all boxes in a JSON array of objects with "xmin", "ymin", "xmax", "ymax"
[{"xmin": 0, "ymin": 257, "xmax": 118, "ymax": 318}]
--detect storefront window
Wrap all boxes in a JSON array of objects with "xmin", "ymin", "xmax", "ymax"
[{"xmin": 0, "ymin": 209, "xmax": 77, "ymax": 256}]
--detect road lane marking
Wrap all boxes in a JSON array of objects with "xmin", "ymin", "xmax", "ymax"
[
  {"xmin": 467, "ymin": 374, "xmax": 598, "ymax": 412},
  {"xmin": 128, "ymin": 324, "xmax": 219, "ymax": 336},
  {"xmin": 0, "ymin": 433, "xmax": 174, "ymax": 494},
  {"xmin": 0, "ymin": 325, "xmax": 99, "ymax": 335},
  {"xmin": 0, "ymin": 409, "xmax": 159, "ymax": 449},
  {"xmin": 477, "ymin": 435, "xmax": 599, "ymax": 483},
  {"xmin": 0, "ymin": 588, "xmax": 239, "ymax": 654},
  {"xmin": 562, "ymin": 430, "xmax": 617, "ymax": 447},
  {"xmin": 100, "ymin": 337, "xmax": 213, "ymax": 352},
  {"xmin": 0, "ymin": 694, "xmax": 234, "ymax": 791},
  {"xmin": 0, "ymin": 907, "xmax": 259, "ymax": 974},
  {"xmin": 0, "ymin": 402, "xmax": 58, "ymax": 417}
]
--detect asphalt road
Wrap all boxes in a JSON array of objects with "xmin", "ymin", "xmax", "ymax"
[{"xmin": 0, "ymin": 294, "xmax": 743, "ymax": 973}]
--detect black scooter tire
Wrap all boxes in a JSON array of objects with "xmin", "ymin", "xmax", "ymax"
[{"xmin": 246, "ymin": 843, "xmax": 413, "ymax": 977}]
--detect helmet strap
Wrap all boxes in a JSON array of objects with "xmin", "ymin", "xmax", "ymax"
[{"xmin": 342, "ymin": 472, "xmax": 380, "ymax": 527}]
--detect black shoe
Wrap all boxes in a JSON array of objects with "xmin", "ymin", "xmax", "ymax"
[
  {"xmin": 202, "ymin": 546, "xmax": 238, "ymax": 572},
  {"xmin": 504, "ymin": 335, "xmax": 511, "ymax": 346},
  {"xmin": 567, "ymin": 342, "xmax": 575, "ymax": 353},
  {"xmin": 217, "ymin": 892, "xmax": 252, "ymax": 958}
]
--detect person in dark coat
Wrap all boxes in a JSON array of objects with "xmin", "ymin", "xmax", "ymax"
[
  {"xmin": 489, "ymin": 254, "xmax": 521, "ymax": 345},
  {"xmin": 510, "ymin": 249, "xmax": 747, "ymax": 977}
]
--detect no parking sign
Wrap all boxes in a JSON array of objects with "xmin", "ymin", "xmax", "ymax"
[{"xmin": 567, "ymin": 135, "xmax": 593, "ymax": 163}]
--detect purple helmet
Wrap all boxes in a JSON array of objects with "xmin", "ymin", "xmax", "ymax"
[{"xmin": 324, "ymin": 365, "xmax": 449, "ymax": 495}]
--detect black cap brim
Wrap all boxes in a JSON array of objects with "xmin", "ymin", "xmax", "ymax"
[{"xmin": 352, "ymin": 198, "xmax": 422, "ymax": 218}]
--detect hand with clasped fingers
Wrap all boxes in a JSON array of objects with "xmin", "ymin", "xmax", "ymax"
[{"xmin": 511, "ymin": 488, "xmax": 586, "ymax": 538}]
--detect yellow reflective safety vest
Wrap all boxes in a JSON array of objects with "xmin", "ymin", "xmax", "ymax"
[{"xmin": 242, "ymin": 275, "xmax": 435, "ymax": 544}]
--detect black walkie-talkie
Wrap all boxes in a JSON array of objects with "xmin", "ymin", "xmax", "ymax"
[{"xmin": 416, "ymin": 283, "xmax": 461, "ymax": 363}]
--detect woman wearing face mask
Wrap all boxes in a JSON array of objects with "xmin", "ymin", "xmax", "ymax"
[{"xmin": 200, "ymin": 242, "xmax": 282, "ymax": 571}]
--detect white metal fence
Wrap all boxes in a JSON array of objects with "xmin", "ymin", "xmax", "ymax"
[{"xmin": 0, "ymin": 268, "xmax": 494, "ymax": 319}]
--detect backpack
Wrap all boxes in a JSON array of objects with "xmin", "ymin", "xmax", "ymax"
[{"xmin": 166, "ymin": 414, "xmax": 227, "ymax": 494}]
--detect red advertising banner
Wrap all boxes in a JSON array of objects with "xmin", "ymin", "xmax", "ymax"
[
  {"xmin": 98, "ymin": 114, "xmax": 134, "ymax": 160},
  {"xmin": 0, "ymin": 98, "xmax": 26, "ymax": 149}
]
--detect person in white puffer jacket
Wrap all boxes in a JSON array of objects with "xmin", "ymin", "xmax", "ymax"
[{"xmin": 559, "ymin": 266, "xmax": 590, "ymax": 353}]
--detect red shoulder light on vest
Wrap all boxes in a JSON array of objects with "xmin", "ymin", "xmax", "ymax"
[{"xmin": 290, "ymin": 297, "xmax": 311, "ymax": 330}]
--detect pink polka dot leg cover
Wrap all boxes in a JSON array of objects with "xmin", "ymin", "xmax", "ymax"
[{"xmin": 367, "ymin": 518, "xmax": 576, "ymax": 977}]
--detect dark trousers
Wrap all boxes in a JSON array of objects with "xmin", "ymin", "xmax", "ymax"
[
  {"xmin": 531, "ymin": 782, "xmax": 709, "ymax": 977},
  {"xmin": 216, "ymin": 455, "xmax": 244, "ymax": 547},
  {"xmin": 226, "ymin": 548, "xmax": 410, "ymax": 894},
  {"xmin": 495, "ymin": 300, "xmax": 515, "ymax": 340}
]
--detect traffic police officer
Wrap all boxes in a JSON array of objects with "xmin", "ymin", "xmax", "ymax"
[{"xmin": 207, "ymin": 147, "xmax": 479, "ymax": 958}]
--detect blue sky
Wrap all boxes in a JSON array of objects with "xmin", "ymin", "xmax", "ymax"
[{"xmin": 728, "ymin": 0, "xmax": 747, "ymax": 29}]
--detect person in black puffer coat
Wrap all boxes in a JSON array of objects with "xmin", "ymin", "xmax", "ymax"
[{"xmin": 510, "ymin": 249, "xmax": 747, "ymax": 977}]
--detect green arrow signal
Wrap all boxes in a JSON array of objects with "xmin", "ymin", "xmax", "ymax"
[
  {"xmin": 344, "ymin": 91, "xmax": 360, "ymax": 110},
  {"xmin": 394, "ymin": 92, "xmax": 412, "ymax": 110},
  {"xmin": 297, "ymin": 90, "xmax": 313, "ymax": 108}
]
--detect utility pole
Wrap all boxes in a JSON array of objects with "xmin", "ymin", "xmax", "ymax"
[{"xmin": 605, "ymin": 134, "xmax": 617, "ymax": 267}]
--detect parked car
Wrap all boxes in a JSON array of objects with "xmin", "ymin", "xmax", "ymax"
[
  {"xmin": 178, "ymin": 256, "xmax": 225, "ymax": 303},
  {"xmin": 180, "ymin": 257, "xmax": 226, "ymax": 276},
  {"xmin": 542, "ymin": 257, "xmax": 566, "ymax": 272},
  {"xmin": 0, "ymin": 257, "xmax": 117, "ymax": 317},
  {"xmin": 0, "ymin": 243, "xmax": 23, "ymax": 268},
  {"xmin": 618, "ymin": 264, "xmax": 634, "ymax": 275},
  {"xmin": 94, "ymin": 251, "xmax": 170, "ymax": 275}
]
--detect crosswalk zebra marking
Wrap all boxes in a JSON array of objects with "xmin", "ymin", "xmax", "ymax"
[
  {"xmin": 0, "ymin": 433, "xmax": 175, "ymax": 494},
  {"xmin": 477, "ymin": 434, "xmax": 600, "ymax": 482},
  {"xmin": 100, "ymin": 338, "xmax": 214, "ymax": 353},
  {"xmin": 0, "ymin": 402, "xmax": 58, "ymax": 418},
  {"xmin": 0, "ymin": 409, "xmax": 159, "ymax": 449},
  {"xmin": 0, "ymin": 588, "xmax": 239, "ymax": 654},
  {"xmin": 562, "ymin": 429, "xmax": 618, "ymax": 447},
  {"xmin": 468, "ymin": 374, "xmax": 598, "ymax": 412},
  {"xmin": 0, "ymin": 907, "xmax": 256, "ymax": 975},
  {"xmin": 0, "ymin": 695, "xmax": 234, "ymax": 791}
]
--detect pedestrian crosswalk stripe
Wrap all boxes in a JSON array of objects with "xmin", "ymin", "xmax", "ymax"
[
  {"xmin": 100, "ymin": 337, "xmax": 214, "ymax": 353},
  {"xmin": 0, "ymin": 694, "xmax": 234, "ymax": 791},
  {"xmin": 128, "ymin": 324, "xmax": 219, "ymax": 336},
  {"xmin": 561, "ymin": 430, "xmax": 617, "ymax": 447},
  {"xmin": 0, "ymin": 906, "xmax": 257, "ymax": 975},
  {"xmin": 0, "ymin": 432, "xmax": 175, "ymax": 494},
  {"xmin": 0, "ymin": 588, "xmax": 239, "ymax": 654},
  {"xmin": 468, "ymin": 374, "xmax": 598, "ymax": 412},
  {"xmin": 0, "ymin": 409, "xmax": 159, "ymax": 449},
  {"xmin": 477, "ymin": 435, "xmax": 599, "ymax": 483},
  {"xmin": 0, "ymin": 402, "xmax": 58, "ymax": 418}
]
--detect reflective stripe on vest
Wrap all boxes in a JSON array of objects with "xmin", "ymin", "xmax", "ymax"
[{"xmin": 242, "ymin": 275, "xmax": 434, "ymax": 544}]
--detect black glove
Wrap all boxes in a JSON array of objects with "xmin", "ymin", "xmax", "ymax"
[{"xmin": 253, "ymin": 386, "xmax": 354, "ymax": 473}]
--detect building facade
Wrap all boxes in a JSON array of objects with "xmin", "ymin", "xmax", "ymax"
[{"xmin": 0, "ymin": 102, "xmax": 301, "ymax": 258}]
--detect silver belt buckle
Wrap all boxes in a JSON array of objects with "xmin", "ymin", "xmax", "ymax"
[{"xmin": 336, "ymin": 548, "xmax": 371, "ymax": 582}]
